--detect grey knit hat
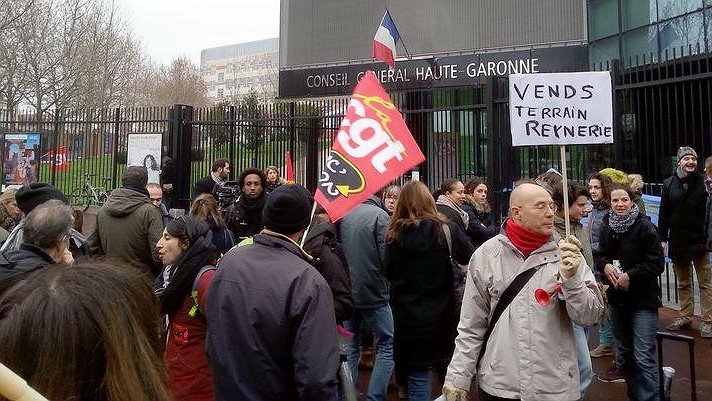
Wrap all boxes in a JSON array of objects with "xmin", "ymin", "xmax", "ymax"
[{"xmin": 677, "ymin": 146, "xmax": 697, "ymax": 162}]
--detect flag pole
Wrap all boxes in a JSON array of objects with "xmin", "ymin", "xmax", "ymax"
[
  {"xmin": 381, "ymin": 5, "xmax": 412, "ymax": 59},
  {"xmin": 299, "ymin": 202, "xmax": 318, "ymax": 248},
  {"xmin": 559, "ymin": 144, "xmax": 570, "ymax": 239}
]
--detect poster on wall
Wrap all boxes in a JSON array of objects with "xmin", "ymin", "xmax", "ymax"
[
  {"xmin": 127, "ymin": 133, "xmax": 162, "ymax": 184},
  {"xmin": 3, "ymin": 133, "xmax": 40, "ymax": 186}
]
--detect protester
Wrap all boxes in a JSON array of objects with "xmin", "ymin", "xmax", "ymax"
[
  {"xmin": 535, "ymin": 168, "xmax": 563, "ymax": 194},
  {"xmin": 595, "ymin": 183, "xmax": 664, "ymax": 401},
  {"xmin": 265, "ymin": 165, "xmax": 286, "ymax": 193},
  {"xmin": 302, "ymin": 205, "xmax": 353, "ymax": 325},
  {"xmin": 381, "ymin": 184, "xmax": 401, "ymax": 216},
  {"xmin": 0, "ymin": 188, "xmax": 21, "ymax": 242},
  {"xmin": 147, "ymin": 183, "xmax": 172, "ymax": 226},
  {"xmin": 0, "ymin": 262, "xmax": 171, "ymax": 401},
  {"xmin": 706, "ymin": 156, "xmax": 712, "ymax": 255},
  {"xmin": 193, "ymin": 158, "xmax": 230, "ymax": 198},
  {"xmin": 88, "ymin": 166, "xmax": 163, "ymax": 277},
  {"xmin": 155, "ymin": 216, "xmax": 219, "ymax": 401},
  {"xmin": 586, "ymin": 172, "xmax": 622, "ymax": 374},
  {"xmin": 0, "ymin": 200, "xmax": 74, "ymax": 292},
  {"xmin": 443, "ymin": 183, "xmax": 603, "ymax": 401},
  {"xmin": 627, "ymin": 174, "xmax": 646, "ymax": 214},
  {"xmin": 659, "ymin": 146, "xmax": 712, "ymax": 337},
  {"xmin": 207, "ymin": 184, "xmax": 339, "ymax": 401},
  {"xmin": 551, "ymin": 180, "xmax": 594, "ymax": 398},
  {"xmin": 339, "ymin": 193, "xmax": 393, "ymax": 401},
  {"xmin": 161, "ymin": 156, "xmax": 175, "ymax": 209},
  {"xmin": 225, "ymin": 167, "xmax": 267, "ymax": 241},
  {"xmin": 461, "ymin": 178, "xmax": 498, "ymax": 249},
  {"xmin": 189, "ymin": 194, "xmax": 235, "ymax": 255},
  {"xmin": 386, "ymin": 181, "xmax": 471, "ymax": 401}
]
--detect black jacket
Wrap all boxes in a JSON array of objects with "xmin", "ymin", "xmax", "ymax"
[
  {"xmin": 436, "ymin": 204, "xmax": 476, "ymax": 260},
  {"xmin": 0, "ymin": 244, "xmax": 56, "ymax": 294},
  {"xmin": 659, "ymin": 170, "xmax": 708, "ymax": 261},
  {"xmin": 302, "ymin": 218, "xmax": 353, "ymax": 324},
  {"xmin": 595, "ymin": 213, "xmax": 665, "ymax": 310},
  {"xmin": 225, "ymin": 195, "xmax": 266, "ymax": 241},
  {"xmin": 206, "ymin": 232, "xmax": 339, "ymax": 401},
  {"xmin": 192, "ymin": 175, "xmax": 216, "ymax": 199},
  {"xmin": 386, "ymin": 218, "xmax": 469, "ymax": 371},
  {"xmin": 460, "ymin": 200, "xmax": 498, "ymax": 249}
]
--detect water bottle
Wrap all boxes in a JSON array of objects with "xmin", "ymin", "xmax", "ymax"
[{"xmin": 337, "ymin": 325, "xmax": 357, "ymax": 401}]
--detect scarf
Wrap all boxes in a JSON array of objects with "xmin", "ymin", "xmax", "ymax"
[
  {"xmin": 504, "ymin": 218, "xmax": 551, "ymax": 257},
  {"xmin": 463, "ymin": 194, "xmax": 491, "ymax": 214},
  {"xmin": 705, "ymin": 176, "xmax": 712, "ymax": 194},
  {"xmin": 211, "ymin": 171, "xmax": 226, "ymax": 186},
  {"xmin": 608, "ymin": 204, "xmax": 639, "ymax": 234},
  {"xmin": 436, "ymin": 195, "xmax": 469, "ymax": 227}
]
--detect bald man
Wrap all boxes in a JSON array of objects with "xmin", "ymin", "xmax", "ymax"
[{"xmin": 442, "ymin": 183, "xmax": 603, "ymax": 401}]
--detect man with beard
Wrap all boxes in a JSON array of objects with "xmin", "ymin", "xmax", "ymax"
[
  {"xmin": 659, "ymin": 146, "xmax": 712, "ymax": 337},
  {"xmin": 225, "ymin": 168, "xmax": 267, "ymax": 241},
  {"xmin": 193, "ymin": 158, "xmax": 231, "ymax": 199}
]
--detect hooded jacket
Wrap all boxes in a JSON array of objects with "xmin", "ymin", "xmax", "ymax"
[
  {"xmin": 88, "ymin": 187, "xmax": 163, "ymax": 276},
  {"xmin": 445, "ymin": 234, "xmax": 603, "ymax": 401},
  {"xmin": 206, "ymin": 232, "xmax": 339, "ymax": 401},
  {"xmin": 339, "ymin": 196, "xmax": 391, "ymax": 309},
  {"xmin": 659, "ymin": 170, "xmax": 708, "ymax": 261}
]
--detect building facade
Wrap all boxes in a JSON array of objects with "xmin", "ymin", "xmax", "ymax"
[
  {"xmin": 279, "ymin": 0, "xmax": 712, "ymax": 199},
  {"xmin": 201, "ymin": 38, "xmax": 279, "ymax": 103}
]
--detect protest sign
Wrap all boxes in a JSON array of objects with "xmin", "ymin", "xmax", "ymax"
[
  {"xmin": 314, "ymin": 71, "xmax": 425, "ymax": 222},
  {"xmin": 509, "ymin": 72, "xmax": 613, "ymax": 147}
]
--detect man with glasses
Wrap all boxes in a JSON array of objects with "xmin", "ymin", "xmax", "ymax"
[
  {"xmin": 0, "ymin": 200, "xmax": 74, "ymax": 290},
  {"xmin": 442, "ymin": 182, "xmax": 603, "ymax": 401}
]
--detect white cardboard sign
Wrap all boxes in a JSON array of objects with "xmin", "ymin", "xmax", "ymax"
[{"xmin": 509, "ymin": 72, "xmax": 613, "ymax": 147}]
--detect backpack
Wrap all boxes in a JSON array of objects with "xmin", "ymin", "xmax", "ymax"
[{"xmin": 188, "ymin": 265, "xmax": 216, "ymax": 318}]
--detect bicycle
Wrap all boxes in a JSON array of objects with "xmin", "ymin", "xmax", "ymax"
[{"xmin": 70, "ymin": 173, "xmax": 111, "ymax": 208}]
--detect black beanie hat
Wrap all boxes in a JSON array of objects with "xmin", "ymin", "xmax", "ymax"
[
  {"xmin": 16, "ymin": 183, "xmax": 69, "ymax": 214},
  {"xmin": 122, "ymin": 166, "xmax": 148, "ymax": 189},
  {"xmin": 262, "ymin": 184, "xmax": 313, "ymax": 235}
]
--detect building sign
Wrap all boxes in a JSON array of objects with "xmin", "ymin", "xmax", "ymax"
[
  {"xmin": 509, "ymin": 71, "xmax": 613, "ymax": 146},
  {"xmin": 279, "ymin": 45, "xmax": 588, "ymax": 98}
]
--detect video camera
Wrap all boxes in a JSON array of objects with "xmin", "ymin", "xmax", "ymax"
[{"xmin": 213, "ymin": 181, "xmax": 241, "ymax": 212}]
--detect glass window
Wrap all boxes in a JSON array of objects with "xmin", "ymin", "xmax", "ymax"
[
  {"xmin": 589, "ymin": 37, "xmax": 620, "ymax": 68},
  {"xmin": 217, "ymin": 73, "xmax": 224, "ymax": 82},
  {"xmin": 707, "ymin": 9, "xmax": 712, "ymax": 53},
  {"xmin": 589, "ymin": 0, "xmax": 619, "ymax": 40},
  {"xmin": 622, "ymin": 0, "xmax": 657, "ymax": 30},
  {"xmin": 659, "ymin": 11, "xmax": 705, "ymax": 59},
  {"xmin": 622, "ymin": 26, "xmax": 658, "ymax": 65},
  {"xmin": 658, "ymin": 0, "xmax": 702, "ymax": 21}
]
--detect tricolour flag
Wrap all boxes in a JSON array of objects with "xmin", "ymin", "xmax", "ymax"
[
  {"xmin": 314, "ymin": 71, "xmax": 425, "ymax": 222},
  {"xmin": 372, "ymin": 11, "xmax": 401, "ymax": 69}
]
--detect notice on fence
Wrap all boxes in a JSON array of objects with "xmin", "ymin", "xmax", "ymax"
[
  {"xmin": 3, "ymin": 133, "xmax": 40, "ymax": 187},
  {"xmin": 127, "ymin": 133, "xmax": 162, "ymax": 184},
  {"xmin": 509, "ymin": 72, "xmax": 613, "ymax": 146}
]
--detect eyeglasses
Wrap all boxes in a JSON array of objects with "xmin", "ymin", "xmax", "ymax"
[{"xmin": 518, "ymin": 202, "xmax": 558, "ymax": 213}]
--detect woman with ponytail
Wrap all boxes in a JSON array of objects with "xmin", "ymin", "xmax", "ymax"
[
  {"xmin": 155, "ymin": 216, "xmax": 220, "ymax": 401},
  {"xmin": 189, "ymin": 193, "xmax": 235, "ymax": 255}
]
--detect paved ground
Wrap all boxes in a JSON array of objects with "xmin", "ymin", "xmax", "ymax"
[{"xmin": 356, "ymin": 307, "xmax": 712, "ymax": 400}]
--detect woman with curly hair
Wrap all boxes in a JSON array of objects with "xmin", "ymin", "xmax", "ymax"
[{"xmin": 461, "ymin": 178, "xmax": 498, "ymax": 249}]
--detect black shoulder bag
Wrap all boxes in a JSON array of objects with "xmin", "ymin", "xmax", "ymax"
[{"xmin": 475, "ymin": 265, "xmax": 538, "ymax": 370}]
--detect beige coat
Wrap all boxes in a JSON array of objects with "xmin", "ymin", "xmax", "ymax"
[{"xmin": 445, "ymin": 234, "xmax": 603, "ymax": 401}]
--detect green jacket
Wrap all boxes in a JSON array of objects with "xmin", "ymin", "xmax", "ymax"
[{"xmin": 88, "ymin": 188, "xmax": 164, "ymax": 276}]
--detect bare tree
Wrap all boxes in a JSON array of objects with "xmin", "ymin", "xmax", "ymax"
[
  {"xmin": 0, "ymin": 0, "xmax": 35, "ymax": 33},
  {"xmin": 150, "ymin": 56, "xmax": 208, "ymax": 107}
]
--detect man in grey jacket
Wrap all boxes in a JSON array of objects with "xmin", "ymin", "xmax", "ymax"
[
  {"xmin": 339, "ymin": 195, "xmax": 393, "ymax": 401},
  {"xmin": 443, "ymin": 183, "xmax": 603, "ymax": 401}
]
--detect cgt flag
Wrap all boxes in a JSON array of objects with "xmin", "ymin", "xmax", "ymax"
[
  {"xmin": 45, "ymin": 146, "xmax": 69, "ymax": 172},
  {"xmin": 315, "ymin": 71, "xmax": 424, "ymax": 222}
]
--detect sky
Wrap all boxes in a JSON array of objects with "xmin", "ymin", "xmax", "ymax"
[{"xmin": 121, "ymin": 0, "xmax": 280, "ymax": 66}]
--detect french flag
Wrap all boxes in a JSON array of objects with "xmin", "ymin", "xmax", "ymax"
[{"xmin": 372, "ymin": 11, "xmax": 401, "ymax": 69}]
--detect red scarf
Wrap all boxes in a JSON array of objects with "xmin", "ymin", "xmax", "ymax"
[{"xmin": 504, "ymin": 219, "xmax": 551, "ymax": 257}]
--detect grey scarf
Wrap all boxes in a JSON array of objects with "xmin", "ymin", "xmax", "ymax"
[
  {"xmin": 436, "ymin": 195, "xmax": 469, "ymax": 227},
  {"xmin": 608, "ymin": 204, "xmax": 639, "ymax": 234}
]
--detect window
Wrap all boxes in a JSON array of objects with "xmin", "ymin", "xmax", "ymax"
[
  {"xmin": 218, "ymin": 73, "xmax": 224, "ymax": 82},
  {"xmin": 622, "ymin": 0, "xmax": 657, "ymax": 30},
  {"xmin": 659, "ymin": 11, "xmax": 704, "ymax": 58},
  {"xmin": 589, "ymin": 36, "xmax": 620, "ymax": 68},
  {"xmin": 622, "ymin": 26, "xmax": 658, "ymax": 65},
  {"xmin": 589, "ymin": 0, "xmax": 619, "ymax": 40},
  {"xmin": 217, "ymin": 88, "xmax": 224, "ymax": 98},
  {"xmin": 658, "ymin": 0, "xmax": 702, "ymax": 21}
]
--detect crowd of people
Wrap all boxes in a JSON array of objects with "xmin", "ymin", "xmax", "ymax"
[{"xmin": 0, "ymin": 146, "xmax": 709, "ymax": 401}]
